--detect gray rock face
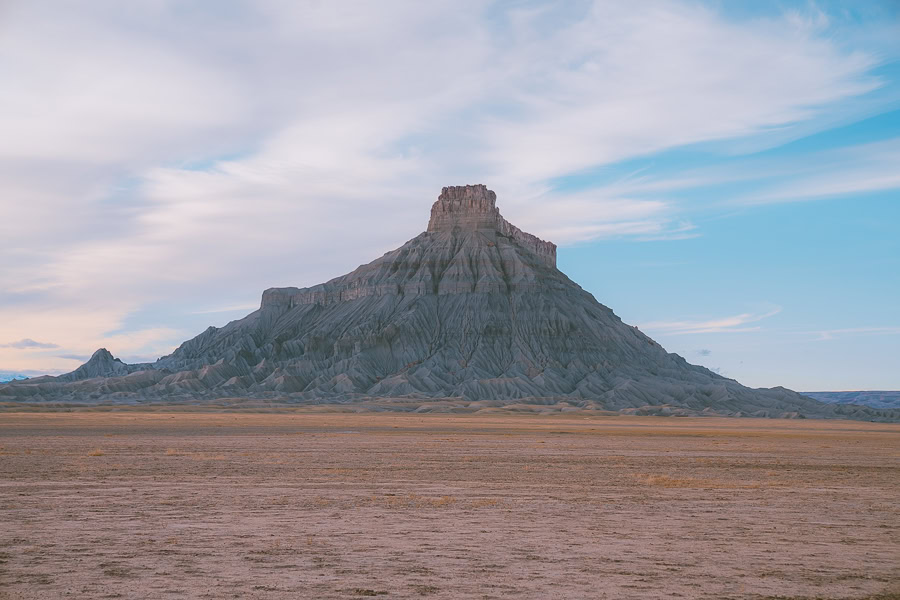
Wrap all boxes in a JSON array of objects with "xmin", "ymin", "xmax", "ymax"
[
  {"xmin": 427, "ymin": 184, "xmax": 556, "ymax": 266},
  {"xmin": 1, "ymin": 185, "xmax": 895, "ymax": 420}
]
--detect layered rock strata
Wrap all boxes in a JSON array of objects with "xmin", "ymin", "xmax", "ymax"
[{"xmin": 428, "ymin": 185, "xmax": 556, "ymax": 266}]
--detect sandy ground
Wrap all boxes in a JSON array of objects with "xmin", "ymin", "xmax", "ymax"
[{"xmin": 0, "ymin": 412, "xmax": 898, "ymax": 600}]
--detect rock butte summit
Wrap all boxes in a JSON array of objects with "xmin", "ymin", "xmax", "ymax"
[
  {"xmin": 261, "ymin": 184, "xmax": 557, "ymax": 310},
  {"xmin": 1, "ymin": 185, "xmax": 894, "ymax": 420},
  {"xmin": 427, "ymin": 184, "xmax": 556, "ymax": 265}
]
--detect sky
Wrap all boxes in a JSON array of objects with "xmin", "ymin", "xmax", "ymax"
[{"xmin": 1, "ymin": 0, "xmax": 898, "ymax": 391}]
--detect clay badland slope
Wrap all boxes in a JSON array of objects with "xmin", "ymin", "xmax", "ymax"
[{"xmin": 2, "ymin": 185, "xmax": 893, "ymax": 420}]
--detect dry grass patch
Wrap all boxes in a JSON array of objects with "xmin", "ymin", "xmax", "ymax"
[
  {"xmin": 634, "ymin": 473, "xmax": 770, "ymax": 489},
  {"xmin": 358, "ymin": 494, "xmax": 504, "ymax": 510},
  {"xmin": 164, "ymin": 448, "xmax": 225, "ymax": 460},
  {"xmin": 364, "ymin": 494, "xmax": 459, "ymax": 509},
  {"xmin": 470, "ymin": 497, "xmax": 502, "ymax": 508},
  {"xmin": 191, "ymin": 452, "xmax": 226, "ymax": 461}
]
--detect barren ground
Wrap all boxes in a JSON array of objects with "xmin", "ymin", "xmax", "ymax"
[{"xmin": 1, "ymin": 412, "xmax": 898, "ymax": 599}]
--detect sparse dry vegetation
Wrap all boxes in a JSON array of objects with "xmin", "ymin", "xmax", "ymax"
[
  {"xmin": 633, "ymin": 473, "xmax": 773, "ymax": 489},
  {"xmin": 1, "ymin": 412, "xmax": 897, "ymax": 599}
]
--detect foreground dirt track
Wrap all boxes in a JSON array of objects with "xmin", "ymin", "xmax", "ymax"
[{"xmin": 1, "ymin": 413, "xmax": 898, "ymax": 599}]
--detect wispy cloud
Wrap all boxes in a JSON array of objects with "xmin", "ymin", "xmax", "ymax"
[
  {"xmin": 553, "ymin": 137, "xmax": 900, "ymax": 211},
  {"xmin": 479, "ymin": 3, "xmax": 880, "ymax": 183},
  {"xmin": 738, "ymin": 139, "xmax": 900, "ymax": 205},
  {"xmin": 55, "ymin": 354, "xmax": 91, "ymax": 363},
  {"xmin": 189, "ymin": 303, "xmax": 260, "ymax": 315},
  {"xmin": 0, "ymin": 339, "xmax": 59, "ymax": 349},
  {"xmin": 813, "ymin": 326, "xmax": 900, "ymax": 341},
  {"xmin": 639, "ymin": 307, "xmax": 782, "ymax": 335}
]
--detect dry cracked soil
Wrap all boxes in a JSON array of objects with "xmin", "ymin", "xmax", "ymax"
[{"xmin": 0, "ymin": 411, "xmax": 898, "ymax": 599}]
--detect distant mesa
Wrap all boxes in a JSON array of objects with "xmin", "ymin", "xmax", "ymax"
[
  {"xmin": 804, "ymin": 391, "xmax": 900, "ymax": 410},
  {"xmin": 2, "ymin": 185, "xmax": 896, "ymax": 420},
  {"xmin": 0, "ymin": 373, "xmax": 29, "ymax": 384}
]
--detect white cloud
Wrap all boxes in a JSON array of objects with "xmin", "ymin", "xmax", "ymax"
[
  {"xmin": 0, "ymin": 1, "xmax": 888, "ymax": 373},
  {"xmin": 0, "ymin": 4, "xmax": 252, "ymax": 165},
  {"xmin": 477, "ymin": 2, "xmax": 879, "ymax": 181}
]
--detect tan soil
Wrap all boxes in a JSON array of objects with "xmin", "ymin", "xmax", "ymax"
[{"xmin": 1, "ymin": 412, "xmax": 898, "ymax": 599}]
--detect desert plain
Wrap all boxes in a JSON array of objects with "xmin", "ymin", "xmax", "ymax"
[{"xmin": 0, "ymin": 411, "xmax": 898, "ymax": 600}]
